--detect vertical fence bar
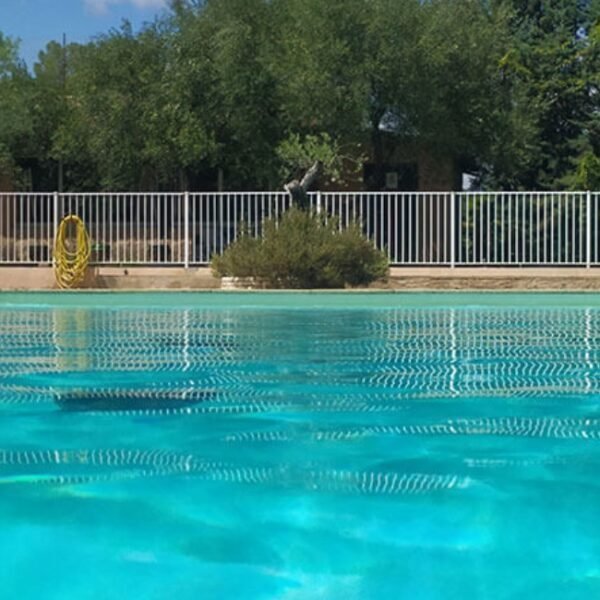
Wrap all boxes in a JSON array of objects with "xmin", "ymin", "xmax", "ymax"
[
  {"xmin": 391, "ymin": 194, "xmax": 397, "ymax": 263},
  {"xmin": 199, "ymin": 194, "xmax": 205, "ymax": 264},
  {"xmin": 190, "ymin": 193, "xmax": 196, "ymax": 264},
  {"xmin": 413, "ymin": 195, "xmax": 418, "ymax": 263},
  {"xmin": 0, "ymin": 195, "xmax": 3, "ymax": 263},
  {"xmin": 587, "ymin": 190, "xmax": 592, "ymax": 268},
  {"xmin": 406, "ymin": 194, "xmax": 411, "ymax": 263},
  {"xmin": 43, "ymin": 195, "xmax": 49, "ymax": 264},
  {"xmin": 184, "ymin": 191, "xmax": 190, "ymax": 269},
  {"xmin": 254, "ymin": 193, "xmax": 259, "ymax": 237},
  {"xmin": 465, "ymin": 194, "xmax": 470, "ymax": 264},
  {"xmin": 219, "ymin": 193, "xmax": 224, "ymax": 256},
  {"xmin": 450, "ymin": 192, "xmax": 456, "ymax": 268},
  {"xmin": 53, "ymin": 192, "xmax": 59, "ymax": 256},
  {"xmin": 578, "ymin": 192, "xmax": 583, "ymax": 265},
  {"xmin": 508, "ymin": 193, "xmax": 513, "ymax": 264},
  {"xmin": 25, "ymin": 194, "xmax": 30, "ymax": 263},
  {"xmin": 110, "ymin": 194, "xmax": 116, "ymax": 263},
  {"xmin": 486, "ymin": 194, "xmax": 490, "ymax": 265},
  {"xmin": 492, "ymin": 193, "xmax": 497, "ymax": 264},
  {"xmin": 460, "ymin": 193, "xmax": 465, "ymax": 265},
  {"xmin": 436, "ymin": 194, "xmax": 441, "ymax": 264},
  {"xmin": 471, "ymin": 193, "xmax": 476, "ymax": 264},
  {"xmin": 550, "ymin": 195, "xmax": 556, "ymax": 263},
  {"xmin": 479, "ymin": 193, "xmax": 483, "ymax": 263},
  {"xmin": 246, "ymin": 192, "xmax": 251, "ymax": 234},
  {"xmin": 571, "ymin": 193, "xmax": 576, "ymax": 264},
  {"xmin": 528, "ymin": 192, "xmax": 532, "ymax": 264},
  {"xmin": 595, "ymin": 193, "xmax": 599, "ymax": 265},
  {"xmin": 12, "ymin": 194, "xmax": 16, "ymax": 263},
  {"xmin": 386, "ymin": 194, "xmax": 394, "ymax": 262},
  {"xmin": 381, "ymin": 194, "xmax": 386, "ymax": 260},
  {"xmin": 128, "ymin": 194, "xmax": 133, "ymax": 263},
  {"xmin": 211, "ymin": 194, "xmax": 216, "ymax": 259},
  {"xmin": 519, "ymin": 193, "xmax": 524, "ymax": 264}
]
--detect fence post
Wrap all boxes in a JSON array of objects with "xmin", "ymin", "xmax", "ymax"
[
  {"xmin": 316, "ymin": 191, "xmax": 322, "ymax": 214},
  {"xmin": 450, "ymin": 192, "xmax": 456, "ymax": 268},
  {"xmin": 53, "ymin": 191, "xmax": 59, "ymax": 262},
  {"xmin": 184, "ymin": 191, "xmax": 190, "ymax": 269},
  {"xmin": 586, "ymin": 190, "xmax": 592, "ymax": 269}
]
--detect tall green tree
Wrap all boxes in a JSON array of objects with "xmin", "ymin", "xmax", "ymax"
[
  {"xmin": 29, "ymin": 40, "xmax": 72, "ymax": 190},
  {"xmin": 271, "ymin": 0, "xmax": 515, "ymax": 189},
  {"xmin": 170, "ymin": 0, "xmax": 283, "ymax": 189},
  {"xmin": 0, "ymin": 33, "xmax": 33, "ymax": 188},
  {"xmin": 54, "ymin": 24, "xmax": 170, "ymax": 190},
  {"xmin": 8, "ymin": 0, "xmax": 593, "ymax": 192},
  {"xmin": 489, "ymin": 0, "xmax": 600, "ymax": 189}
]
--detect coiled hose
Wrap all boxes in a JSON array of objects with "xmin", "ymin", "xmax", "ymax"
[{"xmin": 53, "ymin": 215, "xmax": 91, "ymax": 289}]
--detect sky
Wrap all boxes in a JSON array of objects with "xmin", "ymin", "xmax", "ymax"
[{"xmin": 0, "ymin": 0, "xmax": 169, "ymax": 68}]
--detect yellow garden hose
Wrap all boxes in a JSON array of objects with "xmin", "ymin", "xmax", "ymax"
[{"xmin": 54, "ymin": 215, "xmax": 91, "ymax": 289}]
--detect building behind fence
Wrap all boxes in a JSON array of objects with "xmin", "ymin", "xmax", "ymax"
[{"xmin": 1, "ymin": 191, "xmax": 599, "ymax": 267}]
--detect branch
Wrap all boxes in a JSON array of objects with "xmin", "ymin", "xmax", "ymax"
[
  {"xmin": 300, "ymin": 160, "xmax": 322, "ymax": 189},
  {"xmin": 284, "ymin": 160, "xmax": 322, "ymax": 209}
]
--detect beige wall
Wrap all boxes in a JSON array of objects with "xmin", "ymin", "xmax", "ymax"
[
  {"xmin": 0, "ymin": 267, "xmax": 220, "ymax": 290},
  {"xmin": 327, "ymin": 139, "xmax": 457, "ymax": 192},
  {"xmin": 417, "ymin": 150, "xmax": 457, "ymax": 191},
  {"xmin": 2, "ymin": 266, "xmax": 600, "ymax": 291}
]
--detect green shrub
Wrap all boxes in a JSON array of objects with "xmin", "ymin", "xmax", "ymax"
[{"xmin": 211, "ymin": 207, "xmax": 389, "ymax": 289}]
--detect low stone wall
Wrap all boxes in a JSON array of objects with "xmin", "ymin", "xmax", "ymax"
[
  {"xmin": 1, "ymin": 266, "xmax": 600, "ymax": 291},
  {"xmin": 382, "ymin": 268, "xmax": 600, "ymax": 291},
  {"xmin": 0, "ymin": 267, "xmax": 220, "ymax": 290}
]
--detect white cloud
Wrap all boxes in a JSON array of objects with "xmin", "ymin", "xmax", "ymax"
[{"xmin": 84, "ymin": 0, "xmax": 168, "ymax": 16}]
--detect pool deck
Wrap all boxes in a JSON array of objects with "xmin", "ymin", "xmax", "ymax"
[{"xmin": 2, "ymin": 266, "xmax": 600, "ymax": 291}]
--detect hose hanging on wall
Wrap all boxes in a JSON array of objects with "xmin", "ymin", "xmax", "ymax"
[{"xmin": 53, "ymin": 215, "xmax": 91, "ymax": 289}]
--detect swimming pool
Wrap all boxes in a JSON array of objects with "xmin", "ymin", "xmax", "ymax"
[{"xmin": 0, "ymin": 292, "xmax": 598, "ymax": 599}]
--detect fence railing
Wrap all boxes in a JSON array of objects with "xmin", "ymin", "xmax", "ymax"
[{"xmin": 1, "ymin": 191, "xmax": 599, "ymax": 267}]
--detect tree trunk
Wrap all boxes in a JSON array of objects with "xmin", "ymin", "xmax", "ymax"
[{"xmin": 284, "ymin": 160, "xmax": 322, "ymax": 209}]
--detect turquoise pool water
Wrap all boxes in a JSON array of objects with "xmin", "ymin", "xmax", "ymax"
[{"xmin": 0, "ymin": 292, "xmax": 598, "ymax": 599}]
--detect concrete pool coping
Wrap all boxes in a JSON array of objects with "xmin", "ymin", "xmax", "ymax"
[{"xmin": 1, "ymin": 290, "xmax": 599, "ymax": 310}]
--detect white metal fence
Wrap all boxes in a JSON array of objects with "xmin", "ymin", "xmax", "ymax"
[{"xmin": 1, "ymin": 191, "xmax": 599, "ymax": 266}]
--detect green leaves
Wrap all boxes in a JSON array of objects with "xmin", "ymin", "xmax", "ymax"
[
  {"xmin": 277, "ymin": 133, "xmax": 342, "ymax": 183},
  {"xmin": 0, "ymin": 34, "xmax": 34, "ymax": 187},
  {"xmin": 486, "ymin": 0, "xmax": 600, "ymax": 189},
  {"xmin": 2, "ymin": 0, "xmax": 597, "ymax": 192},
  {"xmin": 570, "ymin": 151, "xmax": 600, "ymax": 190}
]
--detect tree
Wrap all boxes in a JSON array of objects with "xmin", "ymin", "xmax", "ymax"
[
  {"xmin": 7, "ymin": 0, "xmax": 594, "ymax": 193},
  {"xmin": 270, "ymin": 0, "xmax": 516, "ymax": 190},
  {"xmin": 53, "ymin": 24, "xmax": 172, "ymax": 190},
  {"xmin": 0, "ymin": 33, "xmax": 33, "ymax": 188},
  {"xmin": 488, "ymin": 0, "xmax": 600, "ymax": 189},
  {"xmin": 28, "ymin": 40, "xmax": 72, "ymax": 190},
  {"xmin": 169, "ymin": 0, "xmax": 283, "ymax": 189}
]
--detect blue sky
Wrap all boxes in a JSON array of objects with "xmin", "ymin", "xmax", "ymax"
[{"xmin": 0, "ymin": 0, "xmax": 169, "ymax": 68}]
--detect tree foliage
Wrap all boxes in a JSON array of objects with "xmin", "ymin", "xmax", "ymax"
[
  {"xmin": 487, "ymin": 0, "xmax": 600, "ymax": 189},
  {"xmin": 0, "ymin": 33, "xmax": 33, "ymax": 186},
  {"xmin": 0, "ymin": 0, "xmax": 598, "ymax": 191}
]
